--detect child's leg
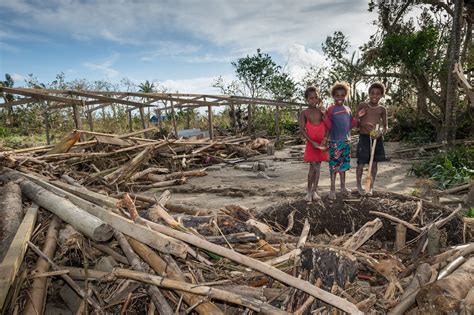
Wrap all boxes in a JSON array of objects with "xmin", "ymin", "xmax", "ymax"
[
  {"xmin": 370, "ymin": 161, "xmax": 378, "ymax": 190},
  {"xmin": 329, "ymin": 171, "xmax": 337, "ymax": 200},
  {"xmin": 356, "ymin": 164, "xmax": 365, "ymax": 195},
  {"xmin": 306, "ymin": 163, "xmax": 316, "ymax": 200},
  {"xmin": 312, "ymin": 162, "xmax": 322, "ymax": 200},
  {"xmin": 340, "ymin": 171, "xmax": 350, "ymax": 195}
]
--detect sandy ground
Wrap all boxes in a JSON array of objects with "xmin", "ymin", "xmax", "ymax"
[{"xmin": 149, "ymin": 142, "xmax": 424, "ymax": 212}]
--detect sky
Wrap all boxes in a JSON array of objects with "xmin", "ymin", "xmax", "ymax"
[{"xmin": 0, "ymin": 0, "xmax": 378, "ymax": 94}]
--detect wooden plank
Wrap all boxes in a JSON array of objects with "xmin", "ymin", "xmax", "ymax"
[
  {"xmin": 0, "ymin": 97, "xmax": 36, "ymax": 107},
  {"xmin": 0, "ymin": 87, "xmax": 82, "ymax": 105},
  {"xmin": 0, "ymin": 204, "xmax": 38, "ymax": 312},
  {"xmin": 95, "ymin": 135, "xmax": 132, "ymax": 147},
  {"xmin": 207, "ymin": 104, "xmax": 214, "ymax": 140}
]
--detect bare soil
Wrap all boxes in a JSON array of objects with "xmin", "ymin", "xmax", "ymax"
[{"xmin": 158, "ymin": 142, "xmax": 420, "ymax": 212}]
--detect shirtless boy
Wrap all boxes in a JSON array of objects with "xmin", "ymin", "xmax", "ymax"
[{"xmin": 356, "ymin": 82, "xmax": 388, "ymax": 195}]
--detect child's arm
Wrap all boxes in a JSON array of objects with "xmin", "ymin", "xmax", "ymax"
[{"xmin": 323, "ymin": 106, "xmax": 332, "ymax": 130}]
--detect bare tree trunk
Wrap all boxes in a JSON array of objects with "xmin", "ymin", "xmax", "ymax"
[{"xmin": 444, "ymin": 0, "xmax": 464, "ymax": 144}]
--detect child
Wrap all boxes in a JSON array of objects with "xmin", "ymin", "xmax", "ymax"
[
  {"xmin": 299, "ymin": 86, "xmax": 329, "ymax": 201},
  {"xmin": 356, "ymin": 82, "xmax": 388, "ymax": 195},
  {"xmin": 326, "ymin": 82, "xmax": 357, "ymax": 200}
]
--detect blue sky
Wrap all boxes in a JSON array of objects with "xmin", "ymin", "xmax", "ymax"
[{"xmin": 0, "ymin": 0, "xmax": 378, "ymax": 94}]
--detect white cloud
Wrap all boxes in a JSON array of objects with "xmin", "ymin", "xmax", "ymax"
[
  {"xmin": 140, "ymin": 42, "xmax": 202, "ymax": 61},
  {"xmin": 284, "ymin": 44, "xmax": 328, "ymax": 81},
  {"xmin": 83, "ymin": 53, "xmax": 120, "ymax": 79},
  {"xmin": 160, "ymin": 75, "xmax": 229, "ymax": 94},
  {"xmin": 0, "ymin": 1, "xmax": 377, "ymax": 55}
]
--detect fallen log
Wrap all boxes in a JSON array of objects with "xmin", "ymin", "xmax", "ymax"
[
  {"xmin": 206, "ymin": 232, "xmax": 259, "ymax": 245},
  {"xmin": 3, "ymin": 169, "xmax": 187, "ymax": 257},
  {"xmin": 0, "ymin": 182, "xmax": 23, "ymax": 262},
  {"xmin": 417, "ymin": 256, "xmax": 474, "ymax": 313},
  {"xmin": 107, "ymin": 268, "xmax": 289, "ymax": 315},
  {"xmin": 343, "ymin": 218, "xmax": 382, "ymax": 250},
  {"xmin": 3, "ymin": 175, "xmax": 113, "ymax": 242},
  {"xmin": 127, "ymin": 238, "xmax": 223, "ymax": 315},
  {"xmin": 146, "ymin": 169, "xmax": 207, "ymax": 182},
  {"xmin": 0, "ymin": 204, "xmax": 38, "ymax": 312},
  {"xmin": 23, "ymin": 216, "xmax": 61, "ymax": 315}
]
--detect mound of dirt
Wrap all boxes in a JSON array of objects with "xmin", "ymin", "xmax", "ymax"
[{"xmin": 258, "ymin": 191, "xmax": 463, "ymax": 244}]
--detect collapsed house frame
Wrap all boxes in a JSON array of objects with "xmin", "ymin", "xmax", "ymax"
[{"xmin": 0, "ymin": 87, "xmax": 306, "ymax": 143}]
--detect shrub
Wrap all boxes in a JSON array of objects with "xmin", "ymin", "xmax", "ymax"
[{"xmin": 410, "ymin": 146, "xmax": 474, "ymax": 189}]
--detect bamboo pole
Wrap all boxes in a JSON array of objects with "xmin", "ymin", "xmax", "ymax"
[
  {"xmin": 127, "ymin": 238, "xmax": 223, "ymax": 315},
  {"xmin": 23, "ymin": 216, "xmax": 61, "ymax": 315},
  {"xmin": 109, "ymin": 268, "xmax": 288, "ymax": 315},
  {"xmin": 140, "ymin": 220, "xmax": 362, "ymax": 314},
  {"xmin": 114, "ymin": 231, "xmax": 173, "ymax": 315}
]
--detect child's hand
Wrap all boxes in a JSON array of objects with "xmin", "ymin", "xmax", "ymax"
[{"xmin": 358, "ymin": 108, "xmax": 366, "ymax": 117}]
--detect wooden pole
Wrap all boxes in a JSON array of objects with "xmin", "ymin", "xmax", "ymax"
[
  {"xmin": 140, "ymin": 220, "xmax": 362, "ymax": 314},
  {"xmin": 128, "ymin": 109, "xmax": 133, "ymax": 133},
  {"xmin": 109, "ymin": 268, "xmax": 289, "ymax": 315},
  {"xmin": 170, "ymin": 100, "xmax": 178, "ymax": 137},
  {"xmin": 73, "ymin": 101, "xmax": 84, "ymax": 141},
  {"xmin": 23, "ymin": 216, "xmax": 61, "ymax": 315},
  {"xmin": 127, "ymin": 238, "xmax": 223, "ymax": 315},
  {"xmin": 186, "ymin": 108, "xmax": 191, "ymax": 129},
  {"xmin": 247, "ymin": 103, "xmax": 253, "ymax": 135},
  {"xmin": 275, "ymin": 105, "xmax": 280, "ymax": 141},
  {"xmin": 395, "ymin": 223, "xmax": 407, "ymax": 252},
  {"xmin": 156, "ymin": 108, "xmax": 163, "ymax": 131},
  {"xmin": 114, "ymin": 231, "xmax": 173, "ymax": 315},
  {"xmin": 230, "ymin": 103, "xmax": 238, "ymax": 135},
  {"xmin": 44, "ymin": 102, "xmax": 50, "ymax": 145},
  {"xmin": 207, "ymin": 105, "xmax": 214, "ymax": 140},
  {"xmin": 87, "ymin": 111, "xmax": 94, "ymax": 131},
  {"xmin": 0, "ymin": 204, "xmax": 38, "ymax": 312}
]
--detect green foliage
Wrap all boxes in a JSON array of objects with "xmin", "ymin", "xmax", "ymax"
[
  {"xmin": 410, "ymin": 147, "xmax": 474, "ymax": 189},
  {"xmin": 377, "ymin": 27, "xmax": 440, "ymax": 74},
  {"xmin": 232, "ymin": 48, "xmax": 279, "ymax": 98},
  {"xmin": 322, "ymin": 31, "xmax": 350, "ymax": 63},
  {"xmin": 467, "ymin": 207, "xmax": 474, "ymax": 218},
  {"xmin": 385, "ymin": 107, "xmax": 436, "ymax": 144}
]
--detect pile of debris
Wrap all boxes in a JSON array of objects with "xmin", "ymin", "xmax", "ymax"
[
  {"xmin": 0, "ymin": 129, "xmax": 473, "ymax": 314},
  {"xmin": 0, "ymin": 129, "xmax": 271, "ymax": 192}
]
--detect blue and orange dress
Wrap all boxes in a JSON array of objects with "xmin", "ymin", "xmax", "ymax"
[{"xmin": 325, "ymin": 104, "xmax": 357, "ymax": 173}]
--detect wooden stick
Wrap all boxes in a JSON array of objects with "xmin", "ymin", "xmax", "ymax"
[
  {"xmin": 0, "ymin": 204, "xmax": 38, "ymax": 312},
  {"xmin": 140, "ymin": 221, "xmax": 362, "ymax": 314},
  {"xmin": 108, "ymin": 268, "xmax": 288, "ymax": 315},
  {"xmin": 343, "ymin": 218, "xmax": 383, "ymax": 250},
  {"xmin": 369, "ymin": 211, "xmax": 422, "ymax": 233},
  {"xmin": 104, "ymin": 146, "xmax": 152, "ymax": 184},
  {"xmin": 23, "ymin": 216, "xmax": 61, "ymax": 315},
  {"xmin": 90, "ymin": 243, "xmax": 129, "ymax": 265},
  {"xmin": 127, "ymin": 238, "xmax": 223, "ymax": 315},
  {"xmin": 114, "ymin": 230, "xmax": 173, "ymax": 315},
  {"xmin": 395, "ymin": 223, "xmax": 407, "ymax": 252},
  {"xmin": 26, "ymin": 241, "xmax": 102, "ymax": 312},
  {"xmin": 364, "ymin": 124, "xmax": 379, "ymax": 193}
]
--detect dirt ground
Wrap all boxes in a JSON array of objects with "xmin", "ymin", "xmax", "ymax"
[{"xmin": 153, "ymin": 142, "xmax": 422, "ymax": 211}]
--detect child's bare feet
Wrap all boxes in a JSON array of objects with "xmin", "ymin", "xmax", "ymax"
[
  {"xmin": 328, "ymin": 191, "xmax": 336, "ymax": 200},
  {"xmin": 357, "ymin": 186, "xmax": 366, "ymax": 196},
  {"xmin": 340, "ymin": 187, "xmax": 351, "ymax": 196},
  {"xmin": 366, "ymin": 189, "xmax": 373, "ymax": 197},
  {"xmin": 304, "ymin": 193, "xmax": 312, "ymax": 201},
  {"xmin": 312, "ymin": 192, "xmax": 321, "ymax": 201}
]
